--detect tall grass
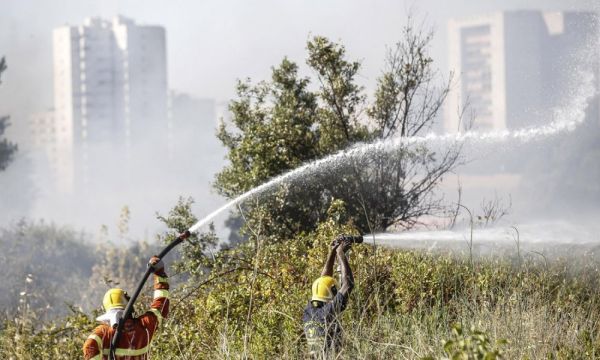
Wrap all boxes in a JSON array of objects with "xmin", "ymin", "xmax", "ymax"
[{"xmin": 2, "ymin": 237, "xmax": 600, "ymax": 359}]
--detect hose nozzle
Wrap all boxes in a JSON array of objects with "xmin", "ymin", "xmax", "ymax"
[
  {"xmin": 343, "ymin": 235, "xmax": 363, "ymax": 244},
  {"xmin": 333, "ymin": 234, "xmax": 363, "ymax": 246}
]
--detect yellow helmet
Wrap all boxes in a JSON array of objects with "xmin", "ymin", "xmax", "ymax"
[
  {"xmin": 311, "ymin": 276, "xmax": 338, "ymax": 302},
  {"xmin": 102, "ymin": 288, "xmax": 129, "ymax": 311}
]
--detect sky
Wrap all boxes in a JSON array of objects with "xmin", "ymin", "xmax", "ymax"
[
  {"xmin": 0, "ymin": 0, "xmax": 598, "ymax": 238},
  {"xmin": 0, "ymin": 0, "xmax": 597, "ymax": 143}
]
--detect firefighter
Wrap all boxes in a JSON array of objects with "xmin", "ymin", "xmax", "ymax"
[
  {"xmin": 83, "ymin": 256, "xmax": 169, "ymax": 360},
  {"xmin": 302, "ymin": 235, "xmax": 355, "ymax": 358}
]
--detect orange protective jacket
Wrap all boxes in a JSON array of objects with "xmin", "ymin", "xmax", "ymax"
[{"xmin": 83, "ymin": 271, "xmax": 170, "ymax": 360}]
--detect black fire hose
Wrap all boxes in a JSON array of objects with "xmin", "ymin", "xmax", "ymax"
[{"xmin": 109, "ymin": 230, "xmax": 191, "ymax": 360}]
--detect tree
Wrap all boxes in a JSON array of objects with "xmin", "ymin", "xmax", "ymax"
[
  {"xmin": 156, "ymin": 197, "xmax": 218, "ymax": 279},
  {"xmin": 354, "ymin": 22, "xmax": 461, "ymax": 230},
  {"xmin": 216, "ymin": 58, "xmax": 331, "ymax": 240},
  {"xmin": 0, "ymin": 57, "xmax": 18, "ymax": 171},
  {"xmin": 216, "ymin": 20, "xmax": 460, "ymax": 240}
]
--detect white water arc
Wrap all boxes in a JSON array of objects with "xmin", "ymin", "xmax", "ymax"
[
  {"xmin": 188, "ymin": 66, "xmax": 596, "ymax": 235},
  {"xmin": 369, "ymin": 220, "xmax": 600, "ymax": 251}
]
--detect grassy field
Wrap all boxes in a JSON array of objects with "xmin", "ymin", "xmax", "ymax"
[
  {"xmin": 2, "ymin": 219, "xmax": 600, "ymax": 359},
  {"xmin": 0, "ymin": 211, "xmax": 600, "ymax": 359}
]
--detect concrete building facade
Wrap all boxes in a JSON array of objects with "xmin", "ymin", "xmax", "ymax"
[
  {"xmin": 445, "ymin": 11, "xmax": 598, "ymax": 133},
  {"xmin": 53, "ymin": 16, "xmax": 167, "ymax": 193}
]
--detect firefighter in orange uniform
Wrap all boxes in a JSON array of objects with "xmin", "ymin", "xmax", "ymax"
[{"xmin": 83, "ymin": 256, "xmax": 169, "ymax": 360}]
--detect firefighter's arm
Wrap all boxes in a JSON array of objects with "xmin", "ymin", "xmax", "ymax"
[
  {"xmin": 83, "ymin": 326, "xmax": 107, "ymax": 360},
  {"xmin": 140, "ymin": 256, "xmax": 170, "ymax": 333},
  {"xmin": 336, "ymin": 243, "xmax": 354, "ymax": 296},
  {"xmin": 321, "ymin": 240, "xmax": 341, "ymax": 277}
]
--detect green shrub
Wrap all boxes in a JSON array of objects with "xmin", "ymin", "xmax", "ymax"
[{"xmin": 3, "ymin": 205, "xmax": 600, "ymax": 358}]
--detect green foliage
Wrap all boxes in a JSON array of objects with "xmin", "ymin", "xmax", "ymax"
[
  {"xmin": 156, "ymin": 196, "xmax": 218, "ymax": 279},
  {"xmin": 86, "ymin": 240, "xmax": 155, "ymax": 310},
  {"xmin": 306, "ymin": 36, "xmax": 367, "ymax": 150},
  {"xmin": 216, "ymin": 31, "xmax": 460, "ymax": 239},
  {"xmin": 0, "ymin": 211, "xmax": 183, "ymax": 320},
  {"xmin": 368, "ymin": 23, "xmax": 439, "ymax": 139},
  {"xmin": 2, "ymin": 22, "xmax": 598, "ymax": 359},
  {"xmin": 216, "ymin": 55, "xmax": 327, "ymax": 240},
  {"xmin": 0, "ymin": 57, "xmax": 6, "ymax": 84},
  {"xmin": 145, "ymin": 202, "xmax": 600, "ymax": 358},
  {"xmin": 0, "ymin": 220, "xmax": 95, "ymax": 320},
  {"xmin": 4, "ymin": 207, "xmax": 600, "ymax": 358},
  {"xmin": 0, "ymin": 305, "xmax": 96, "ymax": 359},
  {"xmin": 216, "ymin": 59, "xmax": 319, "ymax": 198},
  {"xmin": 437, "ymin": 324, "xmax": 506, "ymax": 360}
]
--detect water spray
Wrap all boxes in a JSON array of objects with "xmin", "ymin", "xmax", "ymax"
[
  {"xmin": 366, "ymin": 220, "xmax": 600, "ymax": 254},
  {"xmin": 186, "ymin": 63, "xmax": 595, "ymax": 234},
  {"xmin": 109, "ymin": 34, "xmax": 597, "ymax": 359}
]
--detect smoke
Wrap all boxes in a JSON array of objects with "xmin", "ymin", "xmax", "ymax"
[
  {"xmin": 1, "ymin": 3, "xmax": 599, "ymax": 242},
  {"xmin": 25, "ymin": 95, "xmax": 227, "ymax": 240}
]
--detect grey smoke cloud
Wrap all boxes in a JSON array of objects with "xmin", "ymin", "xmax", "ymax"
[{"xmin": 0, "ymin": 0, "xmax": 598, "ymax": 238}]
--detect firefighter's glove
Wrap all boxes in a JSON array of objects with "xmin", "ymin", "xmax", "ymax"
[
  {"xmin": 331, "ymin": 234, "xmax": 346, "ymax": 248},
  {"xmin": 148, "ymin": 256, "xmax": 165, "ymax": 274},
  {"xmin": 337, "ymin": 240, "xmax": 352, "ymax": 254}
]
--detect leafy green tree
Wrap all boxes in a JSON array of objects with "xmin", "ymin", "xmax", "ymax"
[
  {"xmin": 216, "ymin": 22, "xmax": 460, "ymax": 240},
  {"xmin": 216, "ymin": 58, "xmax": 325, "ymax": 240},
  {"xmin": 0, "ymin": 57, "xmax": 18, "ymax": 171},
  {"xmin": 156, "ymin": 196, "xmax": 218, "ymax": 279},
  {"xmin": 4, "ymin": 202, "xmax": 600, "ymax": 358}
]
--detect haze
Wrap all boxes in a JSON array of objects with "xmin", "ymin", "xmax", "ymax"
[{"xmin": 0, "ymin": 0, "xmax": 598, "ymax": 240}]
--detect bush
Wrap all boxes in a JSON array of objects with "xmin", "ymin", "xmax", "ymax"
[
  {"xmin": 3, "ymin": 205, "xmax": 600, "ymax": 359},
  {"xmin": 0, "ymin": 220, "xmax": 95, "ymax": 321}
]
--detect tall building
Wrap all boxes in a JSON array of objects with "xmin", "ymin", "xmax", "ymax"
[
  {"xmin": 445, "ymin": 11, "xmax": 598, "ymax": 133},
  {"xmin": 29, "ymin": 110, "xmax": 56, "ymax": 157},
  {"xmin": 53, "ymin": 16, "xmax": 167, "ymax": 192}
]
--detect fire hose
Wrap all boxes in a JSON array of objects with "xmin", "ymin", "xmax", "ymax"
[
  {"xmin": 109, "ymin": 230, "xmax": 191, "ymax": 360},
  {"xmin": 108, "ymin": 231, "xmax": 360, "ymax": 358}
]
